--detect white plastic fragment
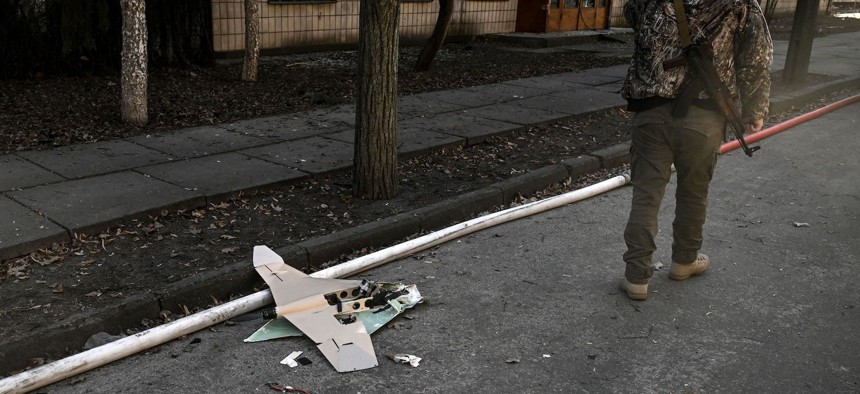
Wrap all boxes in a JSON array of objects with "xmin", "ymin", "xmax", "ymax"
[
  {"xmin": 280, "ymin": 351, "xmax": 303, "ymax": 367},
  {"xmin": 388, "ymin": 354, "xmax": 421, "ymax": 367},
  {"xmin": 542, "ymin": 354, "xmax": 551, "ymax": 358},
  {"xmin": 793, "ymin": 222, "xmax": 810, "ymax": 227}
]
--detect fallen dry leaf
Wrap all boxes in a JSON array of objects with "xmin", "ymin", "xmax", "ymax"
[
  {"xmin": 211, "ymin": 202, "xmax": 230, "ymax": 210},
  {"xmin": 33, "ymin": 255, "xmax": 63, "ymax": 266}
]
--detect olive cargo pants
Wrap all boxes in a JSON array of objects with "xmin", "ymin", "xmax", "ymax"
[{"xmin": 623, "ymin": 103, "xmax": 725, "ymax": 284}]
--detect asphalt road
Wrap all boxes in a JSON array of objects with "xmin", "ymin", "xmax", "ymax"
[{"xmin": 38, "ymin": 103, "xmax": 859, "ymax": 393}]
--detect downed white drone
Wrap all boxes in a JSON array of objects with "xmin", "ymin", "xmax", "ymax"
[{"xmin": 248, "ymin": 245, "xmax": 422, "ymax": 372}]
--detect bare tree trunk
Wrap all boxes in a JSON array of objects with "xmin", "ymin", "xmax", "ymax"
[
  {"xmin": 120, "ymin": 0, "xmax": 147, "ymax": 126},
  {"xmin": 353, "ymin": 0, "xmax": 400, "ymax": 200},
  {"xmin": 415, "ymin": 0, "xmax": 454, "ymax": 71},
  {"xmin": 242, "ymin": 0, "xmax": 260, "ymax": 82},
  {"xmin": 783, "ymin": 0, "xmax": 819, "ymax": 84}
]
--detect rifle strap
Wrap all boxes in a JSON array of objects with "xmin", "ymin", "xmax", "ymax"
[
  {"xmin": 670, "ymin": 0, "xmax": 698, "ymax": 117},
  {"xmin": 672, "ymin": 0, "xmax": 692, "ymax": 47}
]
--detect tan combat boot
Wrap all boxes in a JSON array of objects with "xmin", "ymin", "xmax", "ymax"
[
  {"xmin": 669, "ymin": 253, "xmax": 710, "ymax": 281},
  {"xmin": 618, "ymin": 278, "xmax": 648, "ymax": 301}
]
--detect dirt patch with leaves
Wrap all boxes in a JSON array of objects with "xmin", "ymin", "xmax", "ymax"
[
  {"xmin": 2, "ymin": 15, "xmax": 860, "ymax": 373},
  {"xmin": 0, "ymin": 42, "xmax": 630, "ymax": 154}
]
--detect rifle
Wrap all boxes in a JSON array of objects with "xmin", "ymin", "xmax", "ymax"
[{"xmin": 663, "ymin": 0, "xmax": 761, "ymax": 157}]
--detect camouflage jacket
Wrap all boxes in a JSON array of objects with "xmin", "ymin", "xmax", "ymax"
[{"xmin": 620, "ymin": 0, "xmax": 773, "ymax": 120}]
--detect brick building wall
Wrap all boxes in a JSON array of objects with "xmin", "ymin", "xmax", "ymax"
[{"xmin": 212, "ymin": 0, "xmax": 517, "ymax": 53}]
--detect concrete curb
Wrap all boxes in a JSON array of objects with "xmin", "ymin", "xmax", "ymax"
[
  {"xmin": 769, "ymin": 76, "xmax": 860, "ymax": 114},
  {"xmin": 588, "ymin": 142, "xmax": 631, "ymax": 169},
  {"xmin": 486, "ymin": 29, "xmax": 633, "ymax": 49}
]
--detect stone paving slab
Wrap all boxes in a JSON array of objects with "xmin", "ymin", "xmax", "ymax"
[
  {"xmin": 806, "ymin": 47, "xmax": 860, "ymax": 60},
  {"xmin": 462, "ymin": 82, "xmax": 556, "ymax": 101},
  {"xmin": 417, "ymin": 88, "xmax": 515, "ymax": 108},
  {"xmin": 810, "ymin": 61, "xmax": 860, "ymax": 77},
  {"xmin": 586, "ymin": 64, "xmax": 630, "ymax": 77},
  {"xmin": 0, "ymin": 155, "xmax": 65, "ymax": 191},
  {"xmin": 137, "ymin": 152, "xmax": 307, "ymax": 198},
  {"xmin": 16, "ymin": 140, "xmax": 172, "ymax": 179},
  {"xmin": 549, "ymin": 88, "xmax": 627, "ymax": 113},
  {"xmin": 552, "ymin": 71, "xmax": 624, "ymax": 86},
  {"xmin": 127, "ymin": 126, "xmax": 269, "ymax": 159},
  {"xmin": 0, "ymin": 195, "xmax": 69, "ymax": 260},
  {"xmin": 221, "ymin": 114, "xmax": 348, "ymax": 142},
  {"xmin": 771, "ymin": 55, "xmax": 787, "ymax": 71},
  {"xmin": 396, "ymin": 127, "xmax": 467, "ymax": 157},
  {"xmin": 508, "ymin": 88, "xmax": 625, "ymax": 116},
  {"xmin": 399, "ymin": 112, "xmax": 524, "ymax": 145},
  {"xmin": 324, "ymin": 126, "xmax": 466, "ymax": 157},
  {"xmin": 594, "ymin": 82, "xmax": 624, "ymax": 93},
  {"xmin": 397, "ymin": 94, "xmax": 468, "ymax": 119},
  {"xmin": 7, "ymin": 172, "xmax": 205, "ymax": 235},
  {"xmin": 302, "ymin": 104, "xmax": 357, "ymax": 127},
  {"xmin": 238, "ymin": 136, "xmax": 354, "ymax": 175},
  {"xmin": 461, "ymin": 102, "xmax": 572, "ymax": 126},
  {"xmin": 501, "ymin": 76, "xmax": 587, "ymax": 92}
]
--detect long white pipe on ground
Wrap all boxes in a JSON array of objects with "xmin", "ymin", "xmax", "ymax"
[
  {"xmin": 0, "ymin": 173, "xmax": 630, "ymax": 394},
  {"xmin": 322, "ymin": 173, "xmax": 631, "ymax": 278}
]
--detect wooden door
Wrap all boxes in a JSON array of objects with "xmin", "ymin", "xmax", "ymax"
[
  {"xmin": 515, "ymin": 0, "xmax": 549, "ymax": 33},
  {"xmin": 547, "ymin": 0, "xmax": 610, "ymax": 31}
]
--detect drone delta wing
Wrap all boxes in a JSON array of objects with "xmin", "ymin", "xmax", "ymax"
[{"xmin": 252, "ymin": 245, "xmax": 378, "ymax": 372}]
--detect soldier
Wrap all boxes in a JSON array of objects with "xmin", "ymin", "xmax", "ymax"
[{"xmin": 618, "ymin": 0, "xmax": 773, "ymax": 300}]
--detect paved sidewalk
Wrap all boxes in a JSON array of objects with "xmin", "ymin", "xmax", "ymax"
[
  {"xmin": 0, "ymin": 63, "xmax": 626, "ymax": 262},
  {"xmin": 2, "ymin": 31, "xmax": 860, "ymax": 261}
]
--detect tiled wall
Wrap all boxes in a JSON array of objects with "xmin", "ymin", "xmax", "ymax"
[
  {"xmin": 609, "ymin": 0, "xmax": 625, "ymax": 28},
  {"xmin": 212, "ymin": 0, "xmax": 517, "ymax": 53}
]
